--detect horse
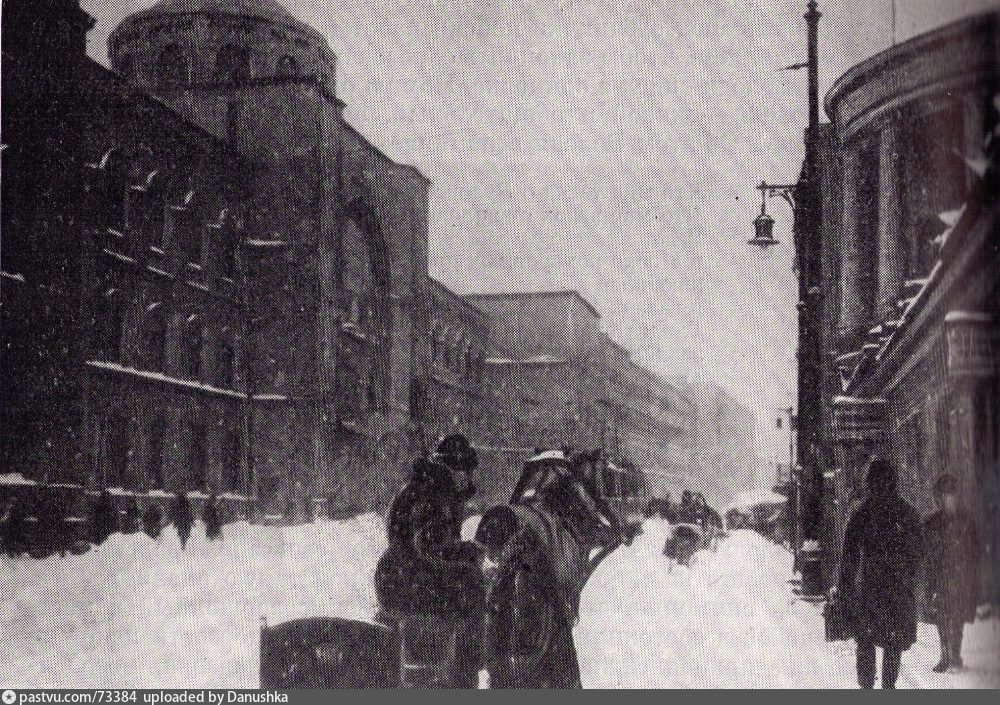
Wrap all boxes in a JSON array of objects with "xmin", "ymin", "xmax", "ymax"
[{"xmin": 475, "ymin": 449, "xmax": 630, "ymax": 688}]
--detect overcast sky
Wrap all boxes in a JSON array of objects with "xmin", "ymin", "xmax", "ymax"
[{"xmin": 83, "ymin": 0, "xmax": 1000, "ymax": 477}]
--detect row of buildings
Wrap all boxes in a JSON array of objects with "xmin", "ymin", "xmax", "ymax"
[
  {"xmin": 0, "ymin": 0, "xmax": 755, "ymax": 517},
  {"xmin": 784, "ymin": 7, "xmax": 999, "ymax": 600}
]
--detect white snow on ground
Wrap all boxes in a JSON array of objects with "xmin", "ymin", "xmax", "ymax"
[
  {"xmin": 578, "ymin": 520, "xmax": 1000, "ymax": 688},
  {"xmin": 3, "ymin": 516, "xmax": 998, "ymax": 688},
  {"xmin": 1, "ymin": 516, "xmax": 387, "ymax": 688}
]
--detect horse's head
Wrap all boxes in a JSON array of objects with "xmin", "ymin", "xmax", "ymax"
[{"xmin": 507, "ymin": 449, "xmax": 623, "ymax": 555}]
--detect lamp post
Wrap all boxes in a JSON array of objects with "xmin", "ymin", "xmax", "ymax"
[{"xmin": 748, "ymin": 1, "xmax": 824, "ymax": 592}]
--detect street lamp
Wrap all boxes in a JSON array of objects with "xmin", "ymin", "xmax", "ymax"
[{"xmin": 749, "ymin": 181, "xmax": 796, "ymax": 248}]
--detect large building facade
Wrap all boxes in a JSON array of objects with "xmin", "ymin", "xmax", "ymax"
[
  {"xmin": 1, "ymin": 0, "xmax": 749, "ymax": 521},
  {"xmin": 799, "ymin": 10, "xmax": 999, "ymax": 596}
]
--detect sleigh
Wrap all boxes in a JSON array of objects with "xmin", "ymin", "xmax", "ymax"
[
  {"xmin": 662, "ymin": 523, "xmax": 704, "ymax": 567},
  {"xmin": 260, "ymin": 449, "xmax": 629, "ymax": 688}
]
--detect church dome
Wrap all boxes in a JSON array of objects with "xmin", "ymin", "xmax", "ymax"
[
  {"xmin": 131, "ymin": 0, "xmax": 308, "ymax": 32},
  {"xmin": 110, "ymin": 0, "xmax": 336, "ymax": 93}
]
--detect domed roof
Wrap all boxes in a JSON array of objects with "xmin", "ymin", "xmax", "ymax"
[{"xmin": 131, "ymin": 0, "xmax": 308, "ymax": 31}]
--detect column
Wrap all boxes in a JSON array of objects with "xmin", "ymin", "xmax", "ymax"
[
  {"xmin": 837, "ymin": 146, "xmax": 866, "ymax": 344},
  {"xmin": 876, "ymin": 122, "xmax": 904, "ymax": 322}
]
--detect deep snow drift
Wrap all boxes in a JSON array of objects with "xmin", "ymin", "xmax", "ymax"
[
  {"xmin": 2, "ymin": 516, "xmax": 998, "ymax": 688},
  {"xmin": 578, "ymin": 520, "xmax": 1000, "ymax": 688}
]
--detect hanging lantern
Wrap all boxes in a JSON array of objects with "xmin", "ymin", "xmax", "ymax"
[
  {"xmin": 751, "ymin": 210, "xmax": 778, "ymax": 247},
  {"xmin": 750, "ymin": 183, "xmax": 779, "ymax": 247}
]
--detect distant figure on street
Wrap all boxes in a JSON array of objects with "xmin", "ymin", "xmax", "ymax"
[
  {"xmin": 89, "ymin": 490, "xmax": 118, "ymax": 546},
  {"xmin": 835, "ymin": 457, "xmax": 921, "ymax": 689},
  {"xmin": 204, "ymin": 493, "xmax": 223, "ymax": 541},
  {"xmin": 121, "ymin": 497, "xmax": 142, "ymax": 534},
  {"xmin": 143, "ymin": 503, "xmax": 164, "ymax": 539},
  {"xmin": 923, "ymin": 473, "xmax": 980, "ymax": 673},
  {"xmin": 169, "ymin": 492, "xmax": 194, "ymax": 549},
  {"xmin": 2, "ymin": 496, "xmax": 31, "ymax": 556}
]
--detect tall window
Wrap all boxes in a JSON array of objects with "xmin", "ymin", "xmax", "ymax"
[
  {"xmin": 96, "ymin": 294, "xmax": 124, "ymax": 362},
  {"xmin": 156, "ymin": 44, "xmax": 187, "ymax": 86},
  {"xmin": 214, "ymin": 45, "xmax": 250, "ymax": 84},
  {"xmin": 218, "ymin": 340, "xmax": 236, "ymax": 389},
  {"xmin": 146, "ymin": 421, "xmax": 165, "ymax": 490},
  {"xmin": 188, "ymin": 423, "xmax": 207, "ymax": 490},
  {"xmin": 106, "ymin": 413, "xmax": 130, "ymax": 488},
  {"xmin": 145, "ymin": 302, "xmax": 167, "ymax": 372},
  {"xmin": 223, "ymin": 429, "xmax": 241, "ymax": 493},
  {"xmin": 184, "ymin": 314, "xmax": 203, "ymax": 379},
  {"xmin": 221, "ymin": 223, "xmax": 237, "ymax": 279},
  {"xmin": 856, "ymin": 139, "xmax": 881, "ymax": 324},
  {"xmin": 179, "ymin": 193, "xmax": 202, "ymax": 265}
]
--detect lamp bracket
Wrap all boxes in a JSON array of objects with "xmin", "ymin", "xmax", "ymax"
[{"xmin": 757, "ymin": 181, "xmax": 797, "ymax": 211}]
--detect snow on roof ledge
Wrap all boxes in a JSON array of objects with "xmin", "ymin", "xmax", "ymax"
[
  {"xmin": 945, "ymin": 311, "xmax": 994, "ymax": 324},
  {"xmin": 832, "ymin": 396, "xmax": 887, "ymax": 406},
  {"xmin": 527, "ymin": 450, "xmax": 568, "ymax": 463},
  {"xmin": 0, "ymin": 472, "xmax": 36, "ymax": 485}
]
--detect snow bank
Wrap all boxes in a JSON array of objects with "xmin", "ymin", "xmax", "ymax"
[
  {"xmin": 1, "ymin": 515, "xmax": 387, "ymax": 688},
  {"xmin": 726, "ymin": 489, "xmax": 787, "ymax": 512},
  {"xmin": 4, "ymin": 516, "xmax": 998, "ymax": 688},
  {"xmin": 576, "ymin": 520, "xmax": 1000, "ymax": 688}
]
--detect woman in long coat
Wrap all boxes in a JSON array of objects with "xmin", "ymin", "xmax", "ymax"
[
  {"xmin": 922, "ymin": 473, "xmax": 980, "ymax": 672},
  {"xmin": 836, "ymin": 458, "xmax": 922, "ymax": 689}
]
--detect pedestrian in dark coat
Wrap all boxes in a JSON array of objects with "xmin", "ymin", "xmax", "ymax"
[
  {"xmin": 121, "ymin": 497, "xmax": 142, "ymax": 535},
  {"xmin": 143, "ymin": 504, "xmax": 164, "ymax": 539},
  {"xmin": 2, "ymin": 496, "xmax": 32, "ymax": 557},
  {"xmin": 204, "ymin": 493, "xmax": 223, "ymax": 541},
  {"xmin": 922, "ymin": 473, "xmax": 980, "ymax": 673},
  {"xmin": 169, "ymin": 492, "xmax": 194, "ymax": 549},
  {"xmin": 89, "ymin": 490, "xmax": 119, "ymax": 546},
  {"xmin": 835, "ymin": 457, "xmax": 921, "ymax": 689},
  {"xmin": 375, "ymin": 434, "xmax": 484, "ymax": 688}
]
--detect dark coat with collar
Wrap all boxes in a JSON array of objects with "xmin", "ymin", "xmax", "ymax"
[{"xmin": 837, "ymin": 490, "xmax": 922, "ymax": 650}]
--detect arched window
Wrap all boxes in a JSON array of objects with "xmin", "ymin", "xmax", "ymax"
[
  {"xmin": 156, "ymin": 44, "xmax": 188, "ymax": 85},
  {"xmin": 105, "ymin": 412, "xmax": 131, "ymax": 488},
  {"xmin": 96, "ymin": 290, "xmax": 124, "ymax": 363},
  {"xmin": 145, "ymin": 302, "xmax": 167, "ymax": 372},
  {"xmin": 276, "ymin": 55, "xmax": 298, "ymax": 77},
  {"xmin": 223, "ymin": 429, "xmax": 241, "ymax": 492},
  {"xmin": 217, "ymin": 338, "xmax": 236, "ymax": 389},
  {"xmin": 188, "ymin": 423, "xmax": 207, "ymax": 490},
  {"xmin": 146, "ymin": 420, "xmax": 165, "ymax": 490},
  {"xmin": 184, "ymin": 313, "xmax": 203, "ymax": 379},
  {"xmin": 214, "ymin": 44, "xmax": 250, "ymax": 84}
]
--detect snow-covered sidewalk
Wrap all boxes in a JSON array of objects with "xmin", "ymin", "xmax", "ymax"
[
  {"xmin": 577, "ymin": 520, "xmax": 1000, "ymax": 688},
  {"xmin": 2, "ymin": 516, "xmax": 997, "ymax": 688}
]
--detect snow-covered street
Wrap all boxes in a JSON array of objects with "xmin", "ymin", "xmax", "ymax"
[{"xmin": 2, "ymin": 517, "xmax": 998, "ymax": 688}]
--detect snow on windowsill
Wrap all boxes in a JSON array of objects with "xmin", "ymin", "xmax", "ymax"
[{"xmin": 85, "ymin": 361, "xmax": 288, "ymax": 402}]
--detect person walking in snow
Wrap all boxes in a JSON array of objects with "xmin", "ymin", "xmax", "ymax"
[
  {"xmin": 169, "ymin": 491, "xmax": 194, "ymax": 549},
  {"xmin": 834, "ymin": 457, "xmax": 921, "ymax": 689},
  {"xmin": 143, "ymin": 503, "xmax": 164, "ymax": 539},
  {"xmin": 204, "ymin": 492, "xmax": 223, "ymax": 541},
  {"xmin": 89, "ymin": 489, "xmax": 118, "ymax": 546},
  {"xmin": 922, "ymin": 473, "xmax": 980, "ymax": 673},
  {"xmin": 121, "ymin": 497, "xmax": 142, "ymax": 534},
  {"xmin": 375, "ymin": 434, "xmax": 485, "ymax": 687}
]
